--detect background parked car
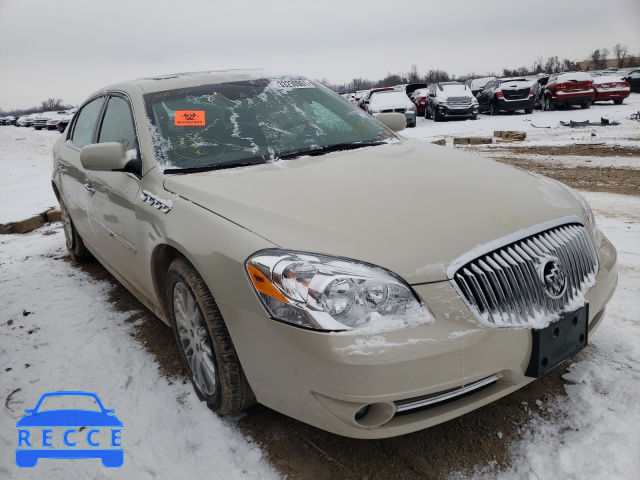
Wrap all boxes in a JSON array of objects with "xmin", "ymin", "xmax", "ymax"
[
  {"xmin": 592, "ymin": 75, "xmax": 630, "ymax": 104},
  {"xmin": 532, "ymin": 75, "xmax": 550, "ymax": 109},
  {"xmin": 425, "ymin": 82, "xmax": 478, "ymax": 121},
  {"xmin": 360, "ymin": 87, "xmax": 394, "ymax": 110},
  {"xmin": 53, "ymin": 109, "xmax": 76, "ymax": 132},
  {"xmin": 409, "ymin": 88, "xmax": 430, "ymax": 117},
  {"xmin": 33, "ymin": 111, "xmax": 65, "ymax": 130},
  {"xmin": 477, "ymin": 77, "xmax": 534, "ymax": 115},
  {"xmin": 366, "ymin": 90, "xmax": 417, "ymax": 127},
  {"xmin": 466, "ymin": 76, "xmax": 496, "ymax": 97},
  {"xmin": 623, "ymin": 69, "xmax": 640, "ymax": 93},
  {"xmin": 541, "ymin": 72, "xmax": 594, "ymax": 111}
]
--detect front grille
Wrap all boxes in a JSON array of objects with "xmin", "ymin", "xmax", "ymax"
[
  {"xmin": 394, "ymin": 108, "xmax": 406, "ymax": 113},
  {"xmin": 447, "ymin": 97, "xmax": 471, "ymax": 106},
  {"xmin": 452, "ymin": 223, "xmax": 598, "ymax": 327}
]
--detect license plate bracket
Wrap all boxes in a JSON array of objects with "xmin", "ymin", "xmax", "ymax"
[{"xmin": 525, "ymin": 304, "xmax": 589, "ymax": 378}]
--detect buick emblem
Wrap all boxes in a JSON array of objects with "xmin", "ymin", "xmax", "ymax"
[{"xmin": 539, "ymin": 257, "xmax": 567, "ymax": 299}]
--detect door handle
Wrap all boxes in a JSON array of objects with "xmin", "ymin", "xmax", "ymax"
[
  {"xmin": 84, "ymin": 183, "xmax": 95, "ymax": 195},
  {"xmin": 57, "ymin": 165, "xmax": 66, "ymax": 173}
]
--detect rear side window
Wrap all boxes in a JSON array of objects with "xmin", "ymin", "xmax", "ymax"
[
  {"xmin": 98, "ymin": 96, "xmax": 138, "ymax": 152},
  {"xmin": 70, "ymin": 97, "xmax": 105, "ymax": 148}
]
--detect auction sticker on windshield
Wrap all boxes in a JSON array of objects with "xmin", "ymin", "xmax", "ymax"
[
  {"xmin": 272, "ymin": 79, "xmax": 316, "ymax": 89},
  {"xmin": 175, "ymin": 111, "xmax": 205, "ymax": 126}
]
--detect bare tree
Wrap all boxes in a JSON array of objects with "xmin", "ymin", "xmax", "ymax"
[
  {"xmin": 613, "ymin": 44, "xmax": 629, "ymax": 68},
  {"xmin": 406, "ymin": 64, "xmax": 421, "ymax": 84},
  {"xmin": 588, "ymin": 48, "xmax": 610, "ymax": 70},
  {"xmin": 424, "ymin": 69, "xmax": 450, "ymax": 83},
  {"xmin": 40, "ymin": 98, "xmax": 66, "ymax": 111}
]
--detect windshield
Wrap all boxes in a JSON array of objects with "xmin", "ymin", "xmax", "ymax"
[
  {"xmin": 144, "ymin": 78, "xmax": 395, "ymax": 172},
  {"xmin": 440, "ymin": 84, "xmax": 468, "ymax": 93}
]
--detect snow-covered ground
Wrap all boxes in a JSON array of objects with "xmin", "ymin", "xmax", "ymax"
[{"xmin": 1, "ymin": 97, "xmax": 639, "ymax": 479}]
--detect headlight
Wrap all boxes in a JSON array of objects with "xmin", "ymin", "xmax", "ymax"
[
  {"xmin": 246, "ymin": 250, "xmax": 429, "ymax": 331},
  {"xmin": 563, "ymin": 185, "xmax": 597, "ymax": 233},
  {"xmin": 408, "ymin": 104, "xmax": 417, "ymax": 112}
]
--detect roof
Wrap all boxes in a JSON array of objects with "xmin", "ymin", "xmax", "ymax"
[{"xmin": 86, "ymin": 69, "xmax": 303, "ymax": 99}]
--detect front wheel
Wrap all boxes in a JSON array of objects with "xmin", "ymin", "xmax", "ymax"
[
  {"xmin": 433, "ymin": 107, "xmax": 441, "ymax": 122},
  {"xmin": 490, "ymin": 101, "xmax": 499, "ymax": 116},
  {"xmin": 613, "ymin": 99, "xmax": 623, "ymax": 105},
  {"xmin": 425, "ymin": 106, "xmax": 432, "ymax": 119},
  {"xmin": 59, "ymin": 197, "xmax": 91, "ymax": 262},
  {"xmin": 167, "ymin": 257, "xmax": 255, "ymax": 415}
]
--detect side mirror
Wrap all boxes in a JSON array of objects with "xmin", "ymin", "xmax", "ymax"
[
  {"xmin": 80, "ymin": 142, "xmax": 130, "ymax": 172},
  {"xmin": 375, "ymin": 112, "xmax": 406, "ymax": 132}
]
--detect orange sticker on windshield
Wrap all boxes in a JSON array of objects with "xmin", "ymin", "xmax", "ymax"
[{"xmin": 175, "ymin": 111, "xmax": 205, "ymax": 126}]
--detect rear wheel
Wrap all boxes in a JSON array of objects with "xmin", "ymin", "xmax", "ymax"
[
  {"xmin": 524, "ymin": 107, "xmax": 533, "ymax": 114},
  {"xmin": 613, "ymin": 99, "xmax": 623, "ymax": 105},
  {"xmin": 167, "ymin": 257, "xmax": 255, "ymax": 415},
  {"xmin": 59, "ymin": 197, "xmax": 91, "ymax": 262},
  {"xmin": 580, "ymin": 100, "xmax": 591, "ymax": 109}
]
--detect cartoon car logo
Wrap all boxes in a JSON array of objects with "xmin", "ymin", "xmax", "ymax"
[{"xmin": 16, "ymin": 391, "xmax": 123, "ymax": 468}]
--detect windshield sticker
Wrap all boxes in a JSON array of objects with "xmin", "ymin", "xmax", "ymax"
[
  {"xmin": 175, "ymin": 111, "xmax": 205, "ymax": 126},
  {"xmin": 271, "ymin": 80, "xmax": 316, "ymax": 90}
]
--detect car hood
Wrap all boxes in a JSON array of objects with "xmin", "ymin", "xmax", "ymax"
[{"xmin": 163, "ymin": 140, "xmax": 585, "ymax": 284}]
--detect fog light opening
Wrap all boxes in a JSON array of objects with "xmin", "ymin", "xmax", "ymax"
[
  {"xmin": 353, "ymin": 402, "xmax": 396, "ymax": 428},
  {"xmin": 355, "ymin": 405, "xmax": 370, "ymax": 421}
]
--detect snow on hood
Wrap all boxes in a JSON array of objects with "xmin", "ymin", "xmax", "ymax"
[{"xmin": 163, "ymin": 140, "xmax": 585, "ymax": 284}]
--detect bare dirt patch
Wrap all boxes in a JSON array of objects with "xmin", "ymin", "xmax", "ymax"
[
  {"xmin": 475, "ymin": 144, "xmax": 640, "ymax": 197},
  {"xmin": 491, "ymin": 144, "xmax": 640, "ymax": 158}
]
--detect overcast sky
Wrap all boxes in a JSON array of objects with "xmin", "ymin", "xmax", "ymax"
[{"xmin": 1, "ymin": 0, "xmax": 639, "ymax": 110}]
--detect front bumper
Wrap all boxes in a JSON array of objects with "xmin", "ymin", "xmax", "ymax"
[
  {"xmin": 438, "ymin": 104, "xmax": 478, "ymax": 117},
  {"xmin": 221, "ymin": 230, "xmax": 617, "ymax": 438}
]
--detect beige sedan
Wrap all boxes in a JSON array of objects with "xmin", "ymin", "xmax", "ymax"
[{"xmin": 52, "ymin": 71, "xmax": 617, "ymax": 438}]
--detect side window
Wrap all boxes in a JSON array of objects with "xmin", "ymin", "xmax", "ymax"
[
  {"xmin": 98, "ymin": 96, "xmax": 138, "ymax": 152},
  {"xmin": 70, "ymin": 97, "xmax": 105, "ymax": 148}
]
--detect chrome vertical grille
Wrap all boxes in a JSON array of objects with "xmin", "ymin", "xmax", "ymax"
[{"xmin": 452, "ymin": 223, "xmax": 598, "ymax": 327}]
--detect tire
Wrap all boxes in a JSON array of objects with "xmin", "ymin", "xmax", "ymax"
[
  {"xmin": 166, "ymin": 257, "xmax": 255, "ymax": 415},
  {"xmin": 425, "ymin": 106, "xmax": 431, "ymax": 119},
  {"xmin": 613, "ymin": 99, "xmax": 623, "ymax": 105},
  {"xmin": 408, "ymin": 120, "xmax": 416, "ymax": 128},
  {"xmin": 471, "ymin": 114, "xmax": 478, "ymax": 120},
  {"xmin": 547, "ymin": 97, "xmax": 556, "ymax": 111},
  {"xmin": 433, "ymin": 106, "xmax": 441, "ymax": 122},
  {"xmin": 59, "ymin": 197, "xmax": 91, "ymax": 262},
  {"xmin": 490, "ymin": 101, "xmax": 499, "ymax": 116},
  {"xmin": 524, "ymin": 107, "xmax": 533, "ymax": 114},
  {"xmin": 580, "ymin": 100, "xmax": 591, "ymax": 109}
]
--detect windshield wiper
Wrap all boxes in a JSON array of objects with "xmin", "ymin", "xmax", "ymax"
[
  {"xmin": 164, "ymin": 157, "xmax": 267, "ymax": 175},
  {"xmin": 277, "ymin": 141, "xmax": 386, "ymax": 160}
]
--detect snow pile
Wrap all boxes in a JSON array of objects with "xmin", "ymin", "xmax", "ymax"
[{"xmin": 0, "ymin": 227, "xmax": 280, "ymax": 479}]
